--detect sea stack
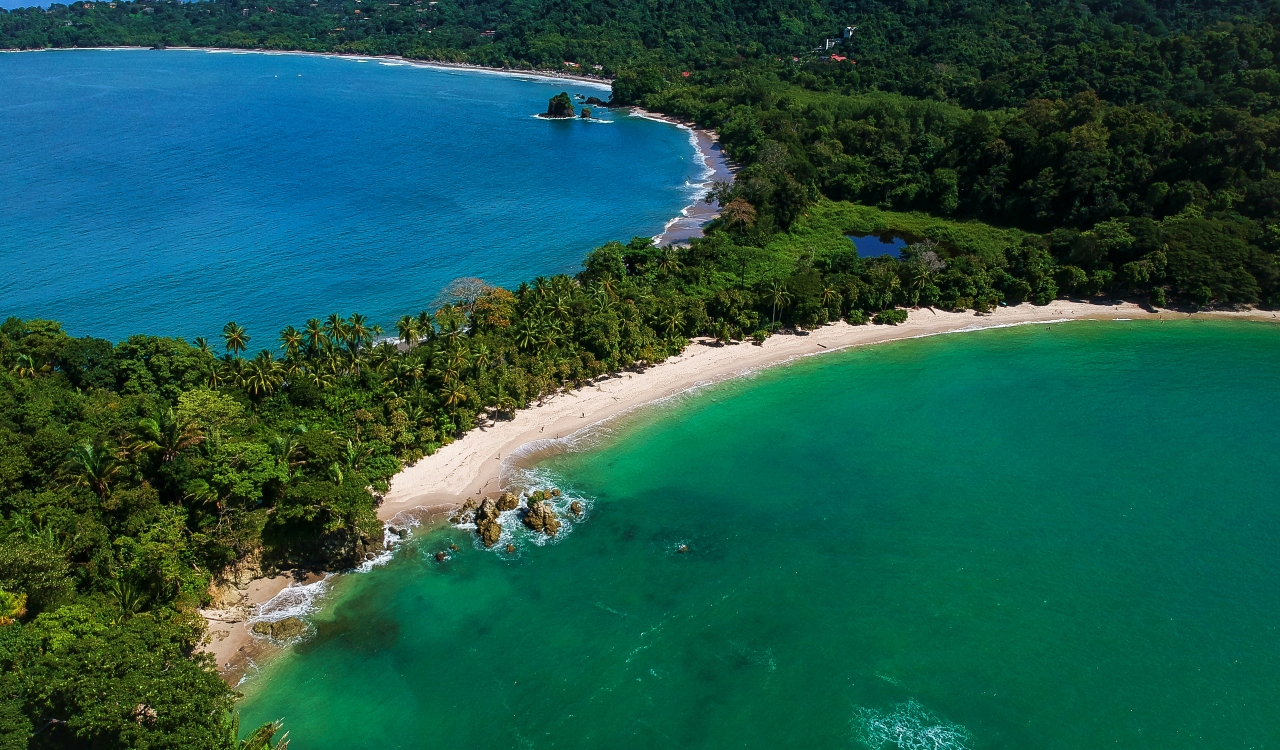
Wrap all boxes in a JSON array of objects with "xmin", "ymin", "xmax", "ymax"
[
  {"xmin": 580, "ymin": 107, "xmax": 592, "ymax": 119},
  {"xmin": 545, "ymin": 92, "xmax": 575, "ymax": 118}
]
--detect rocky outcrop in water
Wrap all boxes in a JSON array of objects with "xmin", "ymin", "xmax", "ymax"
[
  {"xmin": 251, "ymin": 616, "xmax": 307, "ymax": 640},
  {"xmin": 585, "ymin": 96, "xmax": 610, "ymax": 107},
  {"xmin": 475, "ymin": 497, "xmax": 503, "ymax": 547},
  {"xmin": 497, "ymin": 492, "xmax": 519, "ymax": 512},
  {"xmin": 544, "ymin": 92, "xmax": 575, "ymax": 118},
  {"xmin": 522, "ymin": 489, "xmax": 562, "ymax": 536},
  {"xmin": 570, "ymin": 500, "xmax": 583, "ymax": 516}
]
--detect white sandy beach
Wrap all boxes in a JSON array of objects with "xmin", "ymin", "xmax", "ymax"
[
  {"xmin": 201, "ymin": 300, "xmax": 1277, "ymax": 680},
  {"xmin": 379, "ymin": 300, "xmax": 1278, "ymax": 518}
]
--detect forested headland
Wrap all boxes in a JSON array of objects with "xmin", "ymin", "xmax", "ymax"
[{"xmin": 4, "ymin": 0, "xmax": 1280, "ymax": 747}]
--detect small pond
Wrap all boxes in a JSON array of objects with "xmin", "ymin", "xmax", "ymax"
[{"xmin": 847, "ymin": 233, "xmax": 909, "ymax": 258}]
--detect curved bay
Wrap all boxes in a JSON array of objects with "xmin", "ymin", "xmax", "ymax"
[{"xmin": 239, "ymin": 320, "xmax": 1280, "ymax": 749}]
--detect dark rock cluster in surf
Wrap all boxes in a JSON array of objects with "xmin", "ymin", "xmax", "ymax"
[{"xmin": 450, "ymin": 489, "xmax": 575, "ymax": 547}]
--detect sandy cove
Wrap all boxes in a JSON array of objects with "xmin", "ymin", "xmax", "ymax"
[
  {"xmin": 379, "ymin": 299, "xmax": 1277, "ymax": 518},
  {"xmin": 203, "ymin": 299, "xmax": 1278, "ymax": 681}
]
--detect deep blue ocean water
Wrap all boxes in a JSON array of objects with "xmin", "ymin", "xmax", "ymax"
[{"xmin": 0, "ymin": 50, "xmax": 703, "ymax": 342}]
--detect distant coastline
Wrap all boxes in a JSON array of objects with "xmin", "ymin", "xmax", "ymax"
[{"xmin": 1, "ymin": 44, "xmax": 617, "ymax": 88}]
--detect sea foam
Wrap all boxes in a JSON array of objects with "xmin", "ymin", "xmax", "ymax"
[
  {"xmin": 245, "ymin": 574, "xmax": 333, "ymax": 646},
  {"xmin": 852, "ymin": 700, "xmax": 972, "ymax": 750}
]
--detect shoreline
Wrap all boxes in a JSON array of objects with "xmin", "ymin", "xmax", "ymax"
[
  {"xmin": 2, "ymin": 45, "xmax": 616, "ymax": 88},
  {"xmin": 634, "ymin": 109, "xmax": 737, "ymax": 246},
  {"xmin": 203, "ymin": 300, "xmax": 1278, "ymax": 682},
  {"xmin": 378, "ymin": 300, "xmax": 1279, "ymax": 519}
]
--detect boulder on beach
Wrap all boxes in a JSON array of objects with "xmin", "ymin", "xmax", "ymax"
[{"xmin": 251, "ymin": 616, "xmax": 307, "ymax": 640}]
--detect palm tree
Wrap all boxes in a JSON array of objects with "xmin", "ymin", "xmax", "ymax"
[
  {"xmin": 437, "ymin": 308, "xmax": 464, "ymax": 346},
  {"xmin": 515, "ymin": 318, "xmax": 540, "ymax": 351},
  {"xmin": 538, "ymin": 318, "xmax": 562, "ymax": 354},
  {"xmin": 323, "ymin": 313, "xmax": 349, "ymax": 351},
  {"xmin": 442, "ymin": 380, "xmax": 468, "ymax": 410},
  {"xmin": 551, "ymin": 293, "xmax": 573, "ymax": 321},
  {"xmin": 222, "ymin": 322, "xmax": 250, "ymax": 357},
  {"xmin": 656, "ymin": 247, "xmax": 683, "ymax": 276},
  {"xmin": 348, "ymin": 313, "xmax": 371, "ymax": 355},
  {"xmin": 471, "ymin": 343, "xmax": 492, "ymax": 373},
  {"xmin": 193, "ymin": 337, "xmax": 212, "ymax": 355},
  {"xmin": 243, "ymin": 351, "xmax": 282, "ymax": 396},
  {"xmin": 396, "ymin": 315, "xmax": 420, "ymax": 350},
  {"xmin": 303, "ymin": 319, "xmax": 329, "ymax": 355},
  {"xmin": 662, "ymin": 308, "xmax": 685, "ymax": 336},
  {"xmin": 221, "ymin": 356, "xmax": 249, "ymax": 389},
  {"xmin": 302, "ymin": 366, "xmax": 335, "ymax": 390},
  {"xmin": 369, "ymin": 341, "xmax": 399, "ymax": 374},
  {"xmin": 66, "ymin": 442, "xmax": 120, "ymax": 499},
  {"xmin": 269, "ymin": 426, "xmax": 308, "ymax": 479},
  {"xmin": 387, "ymin": 358, "xmax": 423, "ymax": 388},
  {"xmin": 532, "ymin": 276, "xmax": 550, "ymax": 299},
  {"xmin": 491, "ymin": 378, "xmax": 517, "ymax": 417},
  {"xmin": 134, "ymin": 407, "xmax": 205, "ymax": 463},
  {"xmin": 415, "ymin": 311, "xmax": 434, "ymax": 343},
  {"xmin": 765, "ymin": 280, "xmax": 792, "ymax": 331},
  {"xmin": 589, "ymin": 284, "xmax": 613, "ymax": 313},
  {"xmin": 278, "ymin": 326, "xmax": 303, "ymax": 359}
]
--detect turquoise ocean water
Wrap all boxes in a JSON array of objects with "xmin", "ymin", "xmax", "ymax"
[
  {"xmin": 239, "ymin": 320, "xmax": 1280, "ymax": 749},
  {"xmin": 0, "ymin": 50, "xmax": 702, "ymax": 342}
]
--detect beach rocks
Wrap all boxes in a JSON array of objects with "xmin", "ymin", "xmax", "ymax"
[
  {"xmin": 475, "ymin": 497, "xmax": 503, "ymax": 547},
  {"xmin": 449, "ymin": 498, "xmax": 478, "ymax": 525},
  {"xmin": 522, "ymin": 491, "xmax": 562, "ymax": 536},
  {"xmin": 496, "ymin": 492, "xmax": 519, "ymax": 512},
  {"xmin": 523, "ymin": 503, "xmax": 561, "ymax": 536},
  {"xmin": 251, "ymin": 616, "xmax": 307, "ymax": 640}
]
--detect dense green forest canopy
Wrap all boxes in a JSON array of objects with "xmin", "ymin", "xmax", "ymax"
[{"xmin": 4, "ymin": 0, "xmax": 1280, "ymax": 747}]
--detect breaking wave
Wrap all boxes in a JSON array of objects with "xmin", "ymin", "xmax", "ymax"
[{"xmin": 852, "ymin": 700, "xmax": 972, "ymax": 750}]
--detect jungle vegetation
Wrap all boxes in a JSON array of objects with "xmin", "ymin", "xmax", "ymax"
[{"xmin": 4, "ymin": 0, "xmax": 1280, "ymax": 747}]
